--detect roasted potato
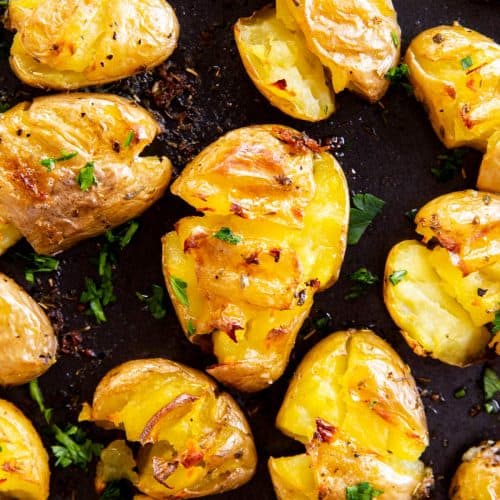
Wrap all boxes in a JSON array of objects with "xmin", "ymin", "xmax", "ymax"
[
  {"xmin": 0, "ymin": 211, "xmax": 22, "ymax": 256},
  {"xmin": 7, "ymin": 0, "xmax": 179, "ymax": 89},
  {"xmin": 83, "ymin": 358, "xmax": 257, "ymax": 499},
  {"xmin": 0, "ymin": 398, "xmax": 50, "ymax": 499},
  {"xmin": 282, "ymin": 0, "xmax": 401, "ymax": 102},
  {"xmin": 384, "ymin": 190, "xmax": 499, "ymax": 366},
  {"xmin": 449, "ymin": 440, "xmax": 500, "ymax": 499},
  {"xmin": 478, "ymin": 131, "xmax": 500, "ymax": 193},
  {"xmin": 0, "ymin": 272, "xmax": 57, "ymax": 385},
  {"xmin": 269, "ymin": 329, "xmax": 433, "ymax": 499},
  {"xmin": 405, "ymin": 25, "xmax": 500, "ymax": 151},
  {"xmin": 235, "ymin": 4, "xmax": 334, "ymax": 121},
  {"xmin": 0, "ymin": 93, "xmax": 172, "ymax": 255},
  {"xmin": 163, "ymin": 125, "xmax": 349, "ymax": 391}
]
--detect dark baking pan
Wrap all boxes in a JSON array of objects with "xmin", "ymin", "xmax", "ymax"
[{"xmin": 0, "ymin": 0, "xmax": 499, "ymax": 498}]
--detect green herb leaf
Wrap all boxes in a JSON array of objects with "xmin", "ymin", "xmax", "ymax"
[
  {"xmin": 100, "ymin": 481, "xmax": 132, "ymax": 499},
  {"xmin": 136, "ymin": 284, "xmax": 166, "ymax": 319},
  {"xmin": 170, "ymin": 276, "xmax": 189, "ymax": 307},
  {"xmin": 491, "ymin": 310, "xmax": 500, "ymax": 334},
  {"xmin": 40, "ymin": 151, "xmax": 78, "ymax": 172},
  {"xmin": 80, "ymin": 277, "xmax": 107, "ymax": 323},
  {"xmin": 431, "ymin": 149, "xmax": 465, "ymax": 181},
  {"xmin": 0, "ymin": 102, "xmax": 10, "ymax": 113},
  {"xmin": 389, "ymin": 270, "xmax": 408, "ymax": 286},
  {"xmin": 347, "ymin": 193, "xmax": 385, "ymax": 245},
  {"xmin": 187, "ymin": 319, "xmax": 196, "ymax": 336},
  {"xmin": 346, "ymin": 482, "xmax": 384, "ymax": 500},
  {"xmin": 484, "ymin": 400, "xmax": 500, "ymax": 414},
  {"xmin": 18, "ymin": 252, "xmax": 59, "ymax": 283},
  {"xmin": 345, "ymin": 268, "xmax": 378, "ymax": 300},
  {"xmin": 454, "ymin": 387, "xmax": 466, "ymax": 399},
  {"xmin": 213, "ymin": 227, "xmax": 242, "ymax": 245},
  {"xmin": 76, "ymin": 162, "xmax": 97, "ymax": 191},
  {"xmin": 483, "ymin": 367, "xmax": 500, "ymax": 401},
  {"xmin": 105, "ymin": 220, "xmax": 139, "ymax": 249},
  {"xmin": 29, "ymin": 379, "xmax": 53, "ymax": 424},
  {"xmin": 123, "ymin": 130, "xmax": 135, "ymax": 148},
  {"xmin": 460, "ymin": 55, "xmax": 473, "ymax": 70},
  {"xmin": 390, "ymin": 31, "xmax": 399, "ymax": 48},
  {"xmin": 385, "ymin": 63, "xmax": 413, "ymax": 95}
]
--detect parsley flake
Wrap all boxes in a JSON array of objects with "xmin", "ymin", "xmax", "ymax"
[
  {"xmin": 187, "ymin": 319, "xmax": 197, "ymax": 336},
  {"xmin": 483, "ymin": 367, "xmax": 500, "ymax": 401},
  {"xmin": 454, "ymin": 387, "xmax": 466, "ymax": 399},
  {"xmin": 431, "ymin": 149, "xmax": 466, "ymax": 181},
  {"xmin": 17, "ymin": 252, "xmax": 59, "ymax": 283},
  {"xmin": 345, "ymin": 268, "xmax": 378, "ymax": 300},
  {"xmin": 213, "ymin": 227, "xmax": 242, "ymax": 245},
  {"xmin": 123, "ymin": 130, "xmax": 135, "ymax": 148},
  {"xmin": 347, "ymin": 193, "xmax": 385, "ymax": 245},
  {"xmin": 389, "ymin": 269, "xmax": 407, "ymax": 286},
  {"xmin": 390, "ymin": 31, "xmax": 399, "ymax": 48},
  {"xmin": 76, "ymin": 162, "xmax": 97, "ymax": 191},
  {"xmin": 105, "ymin": 220, "xmax": 139, "ymax": 249},
  {"xmin": 346, "ymin": 482, "xmax": 383, "ymax": 500},
  {"xmin": 40, "ymin": 151, "xmax": 78, "ymax": 172},
  {"xmin": 29, "ymin": 379, "xmax": 53, "ymax": 424},
  {"xmin": 460, "ymin": 55, "xmax": 473, "ymax": 70},
  {"xmin": 491, "ymin": 310, "xmax": 500, "ymax": 334},
  {"xmin": 170, "ymin": 276, "xmax": 189, "ymax": 307},
  {"xmin": 385, "ymin": 63, "xmax": 413, "ymax": 95},
  {"xmin": 136, "ymin": 284, "xmax": 166, "ymax": 319}
]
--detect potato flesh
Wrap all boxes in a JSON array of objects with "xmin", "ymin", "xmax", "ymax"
[
  {"xmin": 235, "ymin": 5, "xmax": 334, "ymax": 121},
  {"xmin": 477, "ymin": 131, "xmax": 500, "ymax": 193},
  {"xmin": 0, "ymin": 272, "xmax": 57, "ymax": 385},
  {"xmin": 283, "ymin": 0, "xmax": 400, "ymax": 102},
  {"xmin": 8, "ymin": 0, "xmax": 179, "ymax": 89},
  {"xmin": 405, "ymin": 25, "xmax": 500, "ymax": 151},
  {"xmin": 0, "ymin": 399, "xmax": 50, "ymax": 500},
  {"xmin": 384, "ymin": 240, "xmax": 491, "ymax": 366},
  {"xmin": 268, "ymin": 454, "xmax": 316, "ymax": 500},
  {"xmin": 0, "ymin": 217, "xmax": 22, "ymax": 256},
  {"xmin": 0, "ymin": 93, "xmax": 172, "ymax": 254}
]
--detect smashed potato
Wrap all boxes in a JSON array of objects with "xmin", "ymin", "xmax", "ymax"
[
  {"xmin": 449, "ymin": 441, "xmax": 499, "ymax": 499},
  {"xmin": 7, "ymin": 0, "xmax": 179, "ymax": 89},
  {"xmin": 84, "ymin": 359, "xmax": 257, "ymax": 498},
  {"xmin": 0, "ymin": 211, "xmax": 22, "ymax": 256},
  {"xmin": 235, "ymin": 4, "xmax": 334, "ymax": 121},
  {"xmin": 282, "ymin": 0, "xmax": 401, "ymax": 102},
  {"xmin": 405, "ymin": 25, "xmax": 500, "ymax": 151},
  {"xmin": 384, "ymin": 190, "xmax": 499, "ymax": 366},
  {"xmin": 478, "ymin": 131, "xmax": 500, "ymax": 193},
  {"xmin": 163, "ymin": 125, "xmax": 349, "ymax": 391},
  {"xmin": 0, "ymin": 272, "xmax": 57, "ymax": 385},
  {"xmin": 269, "ymin": 329, "xmax": 433, "ymax": 499},
  {"xmin": 0, "ymin": 93, "xmax": 172, "ymax": 255},
  {"xmin": 0, "ymin": 398, "xmax": 50, "ymax": 499}
]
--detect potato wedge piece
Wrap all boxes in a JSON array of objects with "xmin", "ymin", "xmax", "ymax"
[
  {"xmin": 477, "ymin": 131, "xmax": 500, "ymax": 193},
  {"xmin": 164, "ymin": 125, "xmax": 349, "ymax": 391},
  {"xmin": 0, "ymin": 272, "xmax": 57, "ymax": 385},
  {"xmin": 415, "ymin": 190, "xmax": 500, "ymax": 275},
  {"xmin": 0, "ymin": 398, "xmax": 50, "ymax": 500},
  {"xmin": 384, "ymin": 240, "xmax": 492, "ymax": 366},
  {"xmin": 85, "ymin": 359, "xmax": 257, "ymax": 499},
  {"xmin": 7, "ymin": 0, "xmax": 179, "ymax": 89},
  {"xmin": 282, "ymin": 0, "xmax": 400, "ymax": 102},
  {"xmin": 449, "ymin": 441, "xmax": 500, "ymax": 499},
  {"xmin": 405, "ymin": 25, "xmax": 500, "ymax": 151},
  {"xmin": 0, "ymin": 212, "xmax": 22, "ymax": 256},
  {"xmin": 270, "ymin": 330, "xmax": 432, "ymax": 499},
  {"xmin": 0, "ymin": 93, "xmax": 172, "ymax": 255},
  {"xmin": 235, "ymin": 5, "xmax": 334, "ymax": 121}
]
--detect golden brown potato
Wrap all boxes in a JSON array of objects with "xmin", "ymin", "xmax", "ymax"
[
  {"xmin": 0, "ymin": 211, "xmax": 22, "ymax": 256},
  {"xmin": 7, "ymin": 0, "xmax": 179, "ymax": 89},
  {"xmin": 84, "ymin": 358, "xmax": 257, "ymax": 499},
  {"xmin": 269, "ymin": 329, "xmax": 433, "ymax": 499},
  {"xmin": 0, "ymin": 398, "xmax": 50, "ymax": 499},
  {"xmin": 0, "ymin": 272, "xmax": 57, "ymax": 385},
  {"xmin": 449, "ymin": 441, "xmax": 500, "ymax": 499},
  {"xmin": 234, "ymin": 4, "xmax": 334, "ymax": 121},
  {"xmin": 478, "ymin": 131, "xmax": 500, "ymax": 193},
  {"xmin": 0, "ymin": 93, "xmax": 172, "ymax": 255},
  {"xmin": 405, "ymin": 25, "xmax": 500, "ymax": 151},
  {"xmin": 282, "ymin": 0, "xmax": 401, "ymax": 102},
  {"xmin": 163, "ymin": 125, "xmax": 349, "ymax": 391}
]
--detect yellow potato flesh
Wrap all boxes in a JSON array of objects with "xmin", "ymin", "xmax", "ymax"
[
  {"xmin": 0, "ymin": 218, "xmax": 22, "ymax": 255},
  {"xmin": 268, "ymin": 454, "xmax": 316, "ymax": 500},
  {"xmin": 235, "ymin": 5, "xmax": 334, "ymax": 121},
  {"xmin": 477, "ymin": 131, "xmax": 500, "ymax": 193},
  {"xmin": 0, "ymin": 399, "xmax": 50, "ymax": 500},
  {"xmin": 384, "ymin": 240, "xmax": 491, "ymax": 366},
  {"xmin": 405, "ymin": 25, "xmax": 500, "ymax": 150},
  {"xmin": 8, "ymin": 0, "xmax": 179, "ymax": 89}
]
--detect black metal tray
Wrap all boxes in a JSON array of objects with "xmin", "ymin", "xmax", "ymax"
[{"xmin": 0, "ymin": 1, "xmax": 499, "ymax": 498}]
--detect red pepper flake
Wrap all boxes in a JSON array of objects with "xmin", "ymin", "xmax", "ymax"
[
  {"xmin": 272, "ymin": 79, "xmax": 287, "ymax": 90},
  {"xmin": 180, "ymin": 449, "xmax": 204, "ymax": 468},
  {"xmin": 460, "ymin": 104, "xmax": 474, "ymax": 129},
  {"xmin": 244, "ymin": 252, "xmax": 260, "ymax": 265},
  {"xmin": 306, "ymin": 278, "xmax": 320, "ymax": 288},
  {"xmin": 230, "ymin": 202, "xmax": 246, "ymax": 218},
  {"xmin": 269, "ymin": 248, "xmax": 281, "ymax": 262},
  {"xmin": 445, "ymin": 86, "xmax": 456, "ymax": 99},
  {"xmin": 266, "ymin": 327, "xmax": 287, "ymax": 341},
  {"xmin": 272, "ymin": 127, "xmax": 326, "ymax": 154},
  {"xmin": 466, "ymin": 78, "xmax": 476, "ymax": 90},
  {"xmin": 314, "ymin": 418, "xmax": 336, "ymax": 443},
  {"xmin": 2, "ymin": 463, "xmax": 19, "ymax": 473}
]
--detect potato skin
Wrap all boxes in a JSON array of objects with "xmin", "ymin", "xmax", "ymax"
[
  {"xmin": 0, "ymin": 273, "xmax": 57, "ymax": 385},
  {"xmin": 0, "ymin": 93, "xmax": 172, "ymax": 255},
  {"xmin": 0, "ymin": 212, "xmax": 21, "ymax": 256},
  {"xmin": 449, "ymin": 441, "xmax": 500, "ymax": 499},
  {"xmin": 164, "ymin": 125, "xmax": 349, "ymax": 391},
  {"xmin": 478, "ymin": 131, "xmax": 500, "ymax": 193},
  {"xmin": 270, "ymin": 330, "xmax": 432, "ymax": 499},
  {"xmin": 405, "ymin": 25, "xmax": 500, "ymax": 151},
  {"xmin": 235, "ymin": 5, "xmax": 334, "ymax": 121},
  {"xmin": 283, "ymin": 0, "xmax": 400, "ymax": 102},
  {"xmin": 86, "ymin": 358, "xmax": 257, "ymax": 499},
  {"xmin": 0, "ymin": 398, "xmax": 50, "ymax": 499},
  {"xmin": 8, "ymin": 0, "xmax": 179, "ymax": 89}
]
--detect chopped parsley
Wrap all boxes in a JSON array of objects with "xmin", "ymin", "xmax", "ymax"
[
  {"xmin": 346, "ymin": 482, "xmax": 383, "ymax": 500},
  {"xmin": 491, "ymin": 310, "xmax": 500, "ymax": 334},
  {"xmin": 187, "ymin": 319, "xmax": 197, "ymax": 336},
  {"xmin": 213, "ymin": 227, "xmax": 242, "ymax": 245},
  {"xmin": 40, "ymin": 151, "xmax": 78, "ymax": 172},
  {"xmin": 170, "ymin": 276, "xmax": 189, "ymax": 307},
  {"xmin": 483, "ymin": 367, "xmax": 500, "ymax": 401},
  {"xmin": 0, "ymin": 102, "xmax": 11, "ymax": 113},
  {"xmin": 76, "ymin": 162, "xmax": 97, "ymax": 191},
  {"xmin": 385, "ymin": 63, "xmax": 413, "ymax": 95},
  {"xmin": 17, "ymin": 252, "xmax": 59, "ymax": 283},
  {"xmin": 347, "ymin": 193, "xmax": 385, "ymax": 245},
  {"xmin": 460, "ymin": 55, "xmax": 473, "ymax": 70},
  {"xmin": 453, "ymin": 387, "xmax": 466, "ymax": 399},
  {"xmin": 123, "ymin": 130, "xmax": 135, "ymax": 148},
  {"xmin": 105, "ymin": 220, "xmax": 139, "ymax": 249},
  {"xmin": 431, "ymin": 149, "xmax": 465, "ymax": 181},
  {"xmin": 80, "ymin": 277, "xmax": 109, "ymax": 323},
  {"xmin": 29, "ymin": 379, "xmax": 53, "ymax": 424},
  {"xmin": 390, "ymin": 31, "xmax": 399, "ymax": 48},
  {"xmin": 389, "ymin": 270, "xmax": 407, "ymax": 286},
  {"xmin": 136, "ymin": 284, "xmax": 167, "ymax": 319},
  {"xmin": 100, "ymin": 481, "xmax": 132, "ymax": 499},
  {"xmin": 345, "ymin": 267, "xmax": 378, "ymax": 300}
]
